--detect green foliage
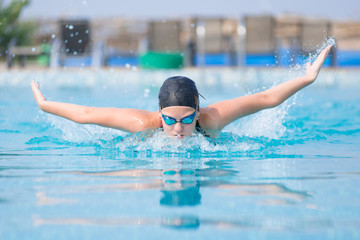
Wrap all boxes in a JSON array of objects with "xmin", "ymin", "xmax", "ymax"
[{"xmin": 0, "ymin": 0, "xmax": 35, "ymax": 56}]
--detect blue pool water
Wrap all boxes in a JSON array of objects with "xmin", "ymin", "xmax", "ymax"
[{"xmin": 0, "ymin": 68, "xmax": 360, "ymax": 239}]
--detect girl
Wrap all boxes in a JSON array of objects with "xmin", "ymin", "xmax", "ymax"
[{"xmin": 32, "ymin": 45, "xmax": 332, "ymax": 139}]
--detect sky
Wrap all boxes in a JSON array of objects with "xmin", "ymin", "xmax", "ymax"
[{"xmin": 12, "ymin": 0, "xmax": 360, "ymax": 21}]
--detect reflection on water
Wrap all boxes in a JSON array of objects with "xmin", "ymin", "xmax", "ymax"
[
  {"xmin": 1, "ymin": 77, "xmax": 359, "ymax": 238},
  {"xmin": 33, "ymin": 214, "xmax": 337, "ymax": 231},
  {"xmin": 33, "ymin": 167, "xmax": 310, "ymax": 229},
  {"xmin": 43, "ymin": 168, "xmax": 309, "ymax": 205}
]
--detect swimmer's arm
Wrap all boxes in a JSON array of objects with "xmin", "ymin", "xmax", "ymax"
[
  {"xmin": 31, "ymin": 81, "xmax": 160, "ymax": 133},
  {"xmin": 200, "ymin": 45, "xmax": 332, "ymax": 131}
]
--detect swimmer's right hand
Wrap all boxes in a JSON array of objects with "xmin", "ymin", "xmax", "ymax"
[
  {"xmin": 31, "ymin": 80, "xmax": 46, "ymax": 108},
  {"xmin": 305, "ymin": 45, "xmax": 332, "ymax": 83}
]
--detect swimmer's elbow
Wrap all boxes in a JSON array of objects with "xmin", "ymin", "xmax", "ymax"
[
  {"xmin": 261, "ymin": 92, "xmax": 281, "ymax": 108},
  {"xmin": 74, "ymin": 107, "xmax": 94, "ymax": 124}
]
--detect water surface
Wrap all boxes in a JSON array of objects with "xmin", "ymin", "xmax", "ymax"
[{"xmin": 0, "ymin": 68, "xmax": 359, "ymax": 239}]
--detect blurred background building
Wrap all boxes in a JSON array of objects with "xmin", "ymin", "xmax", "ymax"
[{"xmin": 1, "ymin": 0, "xmax": 360, "ymax": 69}]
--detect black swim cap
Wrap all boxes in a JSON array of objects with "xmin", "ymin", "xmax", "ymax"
[{"xmin": 159, "ymin": 76, "xmax": 199, "ymax": 109}]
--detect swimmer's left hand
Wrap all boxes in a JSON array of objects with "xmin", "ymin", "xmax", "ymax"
[{"xmin": 305, "ymin": 45, "xmax": 332, "ymax": 83}]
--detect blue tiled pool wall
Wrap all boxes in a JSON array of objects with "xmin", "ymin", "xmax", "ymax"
[{"xmin": 61, "ymin": 50, "xmax": 360, "ymax": 68}]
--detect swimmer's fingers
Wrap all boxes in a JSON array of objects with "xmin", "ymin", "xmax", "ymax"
[
  {"xmin": 306, "ymin": 45, "xmax": 332, "ymax": 81},
  {"xmin": 31, "ymin": 80, "xmax": 39, "ymax": 91},
  {"xmin": 313, "ymin": 45, "xmax": 332, "ymax": 67},
  {"xmin": 31, "ymin": 80, "xmax": 46, "ymax": 106},
  {"xmin": 32, "ymin": 80, "xmax": 39, "ymax": 89}
]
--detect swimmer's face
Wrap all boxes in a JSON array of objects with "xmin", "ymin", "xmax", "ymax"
[{"xmin": 160, "ymin": 106, "xmax": 199, "ymax": 139}]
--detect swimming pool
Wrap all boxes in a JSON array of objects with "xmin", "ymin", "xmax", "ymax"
[{"xmin": 1, "ymin": 67, "xmax": 359, "ymax": 239}]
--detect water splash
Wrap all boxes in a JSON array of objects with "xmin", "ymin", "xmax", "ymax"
[
  {"xmin": 226, "ymin": 100, "xmax": 293, "ymax": 140},
  {"xmin": 40, "ymin": 113, "xmax": 264, "ymax": 157},
  {"xmin": 290, "ymin": 37, "xmax": 337, "ymax": 73},
  {"xmin": 46, "ymin": 114, "xmax": 127, "ymax": 143},
  {"xmin": 308, "ymin": 37, "xmax": 336, "ymax": 64}
]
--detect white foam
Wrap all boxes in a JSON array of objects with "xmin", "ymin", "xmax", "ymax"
[{"xmin": 43, "ymin": 113, "xmax": 262, "ymax": 154}]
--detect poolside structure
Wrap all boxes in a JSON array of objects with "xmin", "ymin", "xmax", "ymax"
[
  {"xmin": 148, "ymin": 20, "xmax": 182, "ymax": 52},
  {"xmin": 300, "ymin": 18, "xmax": 332, "ymax": 66},
  {"xmin": 7, "ymin": 44, "xmax": 43, "ymax": 68},
  {"xmin": 274, "ymin": 15, "xmax": 302, "ymax": 67},
  {"xmin": 274, "ymin": 15, "xmax": 333, "ymax": 67},
  {"xmin": 300, "ymin": 18, "xmax": 331, "ymax": 52},
  {"xmin": 3, "ymin": 15, "xmax": 360, "ymax": 69},
  {"xmin": 58, "ymin": 19, "xmax": 92, "ymax": 67},
  {"xmin": 332, "ymin": 21, "xmax": 360, "ymax": 67},
  {"xmin": 245, "ymin": 15, "xmax": 276, "ymax": 66},
  {"xmin": 140, "ymin": 20, "xmax": 183, "ymax": 69},
  {"xmin": 192, "ymin": 17, "xmax": 238, "ymax": 67},
  {"xmin": 92, "ymin": 18, "xmax": 146, "ymax": 67}
]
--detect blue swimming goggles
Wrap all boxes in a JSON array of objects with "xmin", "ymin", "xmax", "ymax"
[{"xmin": 161, "ymin": 109, "xmax": 197, "ymax": 125}]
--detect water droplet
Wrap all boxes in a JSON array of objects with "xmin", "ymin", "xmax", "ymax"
[
  {"xmin": 144, "ymin": 88, "xmax": 150, "ymax": 98},
  {"xmin": 32, "ymin": 48, "xmax": 35, "ymax": 52},
  {"xmin": 68, "ymin": 25, "xmax": 74, "ymax": 30},
  {"xmin": 51, "ymin": 34, "xmax": 56, "ymax": 39},
  {"xmin": 78, "ymin": 39, "xmax": 82, "ymax": 43}
]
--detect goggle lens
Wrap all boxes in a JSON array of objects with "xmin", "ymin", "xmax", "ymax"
[{"xmin": 162, "ymin": 111, "xmax": 196, "ymax": 125}]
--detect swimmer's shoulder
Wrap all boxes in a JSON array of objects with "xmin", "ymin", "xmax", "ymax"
[
  {"xmin": 144, "ymin": 111, "xmax": 162, "ymax": 130},
  {"xmin": 198, "ymin": 107, "xmax": 222, "ymax": 138}
]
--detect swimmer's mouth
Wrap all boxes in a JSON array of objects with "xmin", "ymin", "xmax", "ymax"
[{"xmin": 175, "ymin": 134, "xmax": 184, "ymax": 139}]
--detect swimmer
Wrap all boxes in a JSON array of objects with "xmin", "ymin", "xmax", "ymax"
[{"xmin": 31, "ymin": 45, "xmax": 332, "ymax": 139}]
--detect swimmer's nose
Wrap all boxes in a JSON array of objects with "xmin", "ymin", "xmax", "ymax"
[{"xmin": 173, "ymin": 122, "xmax": 183, "ymax": 132}]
